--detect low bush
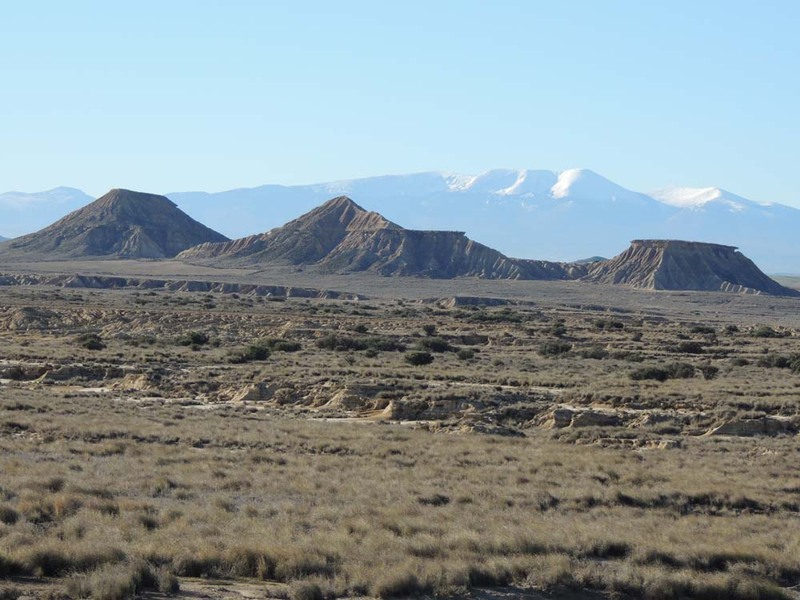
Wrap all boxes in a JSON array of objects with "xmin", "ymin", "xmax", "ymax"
[
  {"xmin": 593, "ymin": 319, "xmax": 624, "ymax": 330},
  {"xmin": 456, "ymin": 349, "xmax": 476, "ymax": 360},
  {"xmin": 539, "ymin": 341, "xmax": 572, "ymax": 357},
  {"xmin": 690, "ymin": 325, "xmax": 716, "ymax": 335},
  {"xmin": 316, "ymin": 334, "xmax": 404, "ymax": 353},
  {"xmin": 228, "ymin": 344, "xmax": 270, "ymax": 364},
  {"xmin": 417, "ymin": 337, "xmax": 453, "ymax": 353},
  {"xmin": 578, "ymin": 346, "xmax": 608, "ymax": 359},
  {"xmin": 671, "ymin": 341, "xmax": 705, "ymax": 354},
  {"xmin": 630, "ymin": 363, "xmax": 695, "ymax": 382},
  {"xmin": 176, "ymin": 331, "xmax": 209, "ymax": 347},
  {"xmin": 758, "ymin": 353, "xmax": 800, "ymax": 372},
  {"xmin": 65, "ymin": 561, "xmax": 179, "ymax": 600},
  {"xmin": 262, "ymin": 338, "xmax": 302, "ymax": 353},
  {"xmin": 405, "ymin": 351, "xmax": 434, "ymax": 366},
  {"xmin": 0, "ymin": 505, "xmax": 19, "ymax": 525},
  {"xmin": 752, "ymin": 325, "xmax": 786, "ymax": 338},
  {"xmin": 77, "ymin": 333, "xmax": 105, "ymax": 351}
]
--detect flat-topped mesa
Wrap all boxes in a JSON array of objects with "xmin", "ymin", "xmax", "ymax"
[
  {"xmin": 630, "ymin": 239, "xmax": 738, "ymax": 251},
  {"xmin": 586, "ymin": 239, "xmax": 799, "ymax": 296}
]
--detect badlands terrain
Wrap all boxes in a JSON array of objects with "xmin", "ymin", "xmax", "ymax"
[
  {"xmin": 2, "ymin": 191, "xmax": 800, "ymax": 599},
  {"xmin": 1, "ymin": 263, "xmax": 800, "ymax": 600}
]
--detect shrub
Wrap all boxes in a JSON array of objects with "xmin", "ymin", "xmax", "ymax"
[
  {"xmin": 372, "ymin": 571, "xmax": 430, "ymax": 599},
  {"xmin": 65, "ymin": 561, "xmax": 178, "ymax": 600},
  {"xmin": 690, "ymin": 325, "xmax": 716, "ymax": 335},
  {"xmin": 630, "ymin": 366, "xmax": 669, "ymax": 382},
  {"xmin": 672, "ymin": 341, "xmax": 705, "ymax": 354},
  {"xmin": 593, "ymin": 319, "xmax": 624, "ymax": 330},
  {"xmin": 263, "ymin": 338, "xmax": 302, "ymax": 352},
  {"xmin": 422, "ymin": 324, "xmax": 437, "ymax": 336},
  {"xmin": 417, "ymin": 337, "xmax": 452, "ymax": 353},
  {"xmin": 630, "ymin": 363, "xmax": 694, "ymax": 382},
  {"xmin": 539, "ymin": 341, "xmax": 571, "ymax": 357},
  {"xmin": 758, "ymin": 353, "xmax": 800, "ymax": 372},
  {"xmin": 752, "ymin": 325, "xmax": 786, "ymax": 338},
  {"xmin": 228, "ymin": 344, "xmax": 270, "ymax": 364},
  {"xmin": 0, "ymin": 505, "xmax": 19, "ymax": 525},
  {"xmin": 456, "ymin": 349, "xmax": 475, "ymax": 360},
  {"xmin": 665, "ymin": 362, "xmax": 696, "ymax": 379},
  {"xmin": 365, "ymin": 338, "xmax": 406, "ymax": 352},
  {"xmin": 176, "ymin": 331, "xmax": 209, "ymax": 346},
  {"xmin": 77, "ymin": 333, "xmax": 105, "ymax": 351},
  {"xmin": 700, "ymin": 365, "xmax": 720, "ymax": 380},
  {"xmin": 578, "ymin": 346, "xmax": 608, "ymax": 359},
  {"xmin": 417, "ymin": 493, "xmax": 450, "ymax": 506},
  {"xmin": 758, "ymin": 354, "xmax": 791, "ymax": 369},
  {"xmin": 316, "ymin": 335, "xmax": 367, "ymax": 352},
  {"xmin": 405, "ymin": 352, "xmax": 434, "ymax": 366},
  {"xmin": 290, "ymin": 581, "xmax": 325, "ymax": 600}
]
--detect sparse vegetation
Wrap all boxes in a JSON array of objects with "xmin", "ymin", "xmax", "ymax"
[
  {"xmin": 405, "ymin": 351, "xmax": 434, "ymax": 365},
  {"xmin": 76, "ymin": 332, "xmax": 105, "ymax": 350},
  {"xmin": 0, "ymin": 282, "xmax": 799, "ymax": 599}
]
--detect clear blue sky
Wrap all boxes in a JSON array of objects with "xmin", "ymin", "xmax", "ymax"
[{"xmin": 2, "ymin": 0, "xmax": 798, "ymax": 205}]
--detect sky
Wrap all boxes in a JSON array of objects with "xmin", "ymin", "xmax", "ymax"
[{"xmin": 1, "ymin": 0, "xmax": 798, "ymax": 205}]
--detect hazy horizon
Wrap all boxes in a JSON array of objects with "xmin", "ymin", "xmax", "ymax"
[{"xmin": 1, "ymin": 1, "xmax": 798, "ymax": 208}]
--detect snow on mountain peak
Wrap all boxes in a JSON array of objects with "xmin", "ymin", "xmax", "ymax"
[
  {"xmin": 550, "ymin": 168, "xmax": 643, "ymax": 204},
  {"xmin": 496, "ymin": 170, "xmax": 559, "ymax": 196},
  {"xmin": 650, "ymin": 186, "xmax": 724, "ymax": 208},
  {"xmin": 456, "ymin": 169, "xmax": 523, "ymax": 194},
  {"xmin": 650, "ymin": 186, "xmax": 771, "ymax": 212}
]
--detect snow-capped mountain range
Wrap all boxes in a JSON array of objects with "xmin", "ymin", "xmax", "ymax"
[{"xmin": 1, "ymin": 169, "xmax": 797, "ymax": 273}]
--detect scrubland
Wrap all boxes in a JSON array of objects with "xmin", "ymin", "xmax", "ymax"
[{"xmin": 1, "ymin": 282, "xmax": 800, "ymax": 599}]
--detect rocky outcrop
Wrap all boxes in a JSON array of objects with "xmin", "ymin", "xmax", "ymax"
[
  {"xmin": 0, "ymin": 272, "xmax": 363, "ymax": 299},
  {"xmin": 178, "ymin": 196, "xmax": 398, "ymax": 264},
  {"xmin": 179, "ymin": 196, "xmax": 579, "ymax": 280},
  {"xmin": 584, "ymin": 240, "xmax": 799, "ymax": 296},
  {"xmin": 705, "ymin": 417, "xmax": 796, "ymax": 437},
  {"xmin": 0, "ymin": 189, "xmax": 228, "ymax": 259}
]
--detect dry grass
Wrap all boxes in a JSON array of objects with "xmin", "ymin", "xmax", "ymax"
[{"xmin": 1, "ymin": 283, "xmax": 800, "ymax": 598}]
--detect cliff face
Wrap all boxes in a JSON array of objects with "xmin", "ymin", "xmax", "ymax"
[
  {"xmin": 179, "ymin": 196, "xmax": 577, "ymax": 280},
  {"xmin": 585, "ymin": 240, "xmax": 799, "ymax": 296},
  {"xmin": 1, "ymin": 189, "xmax": 228, "ymax": 259}
]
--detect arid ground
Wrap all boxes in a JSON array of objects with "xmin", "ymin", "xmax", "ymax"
[{"xmin": 2, "ymin": 262, "xmax": 800, "ymax": 599}]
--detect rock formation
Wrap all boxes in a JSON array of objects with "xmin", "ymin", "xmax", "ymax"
[
  {"xmin": 585, "ymin": 240, "xmax": 799, "ymax": 296},
  {"xmin": 179, "ymin": 196, "xmax": 580, "ymax": 279},
  {"xmin": 0, "ymin": 189, "xmax": 228, "ymax": 259}
]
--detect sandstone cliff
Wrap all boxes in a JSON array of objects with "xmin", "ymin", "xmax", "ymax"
[
  {"xmin": 179, "ymin": 196, "xmax": 578, "ymax": 280},
  {"xmin": 585, "ymin": 240, "xmax": 798, "ymax": 296}
]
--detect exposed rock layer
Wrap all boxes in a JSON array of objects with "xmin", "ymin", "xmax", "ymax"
[
  {"xmin": 584, "ymin": 240, "xmax": 798, "ymax": 296},
  {"xmin": 179, "ymin": 196, "xmax": 582, "ymax": 280},
  {"xmin": 1, "ymin": 189, "xmax": 228, "ymax": 259},
  {"xmin": 0, "ymin": 273, "xmax": 362, "ymax": 300}
]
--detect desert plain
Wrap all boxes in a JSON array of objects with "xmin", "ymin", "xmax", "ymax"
[{"xmin": 1, "ymin": 262, "xmax": 800, "ymax": 600}]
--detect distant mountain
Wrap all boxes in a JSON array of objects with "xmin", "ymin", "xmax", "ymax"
[
  {"xmin": 585, "ymin": 240, "xmax": 798, "ymax": 296},
  {"xmin": 0, "ymin": 187, "xmax": 93, "ymax": 238},
  {"xmin": 0, "ymin": 236, "xmax": 7, "ymax": 242},
  {"xmin": 179, "ymin": 196, "xmax": 583, "ymax": 280},
  {"xmin": 168, "ymin": 169, "xmax": 799, "ymax": 273},
  {"xmin": 4, "ymin": 170, "xmax": 799, "ymax": 272},
  {"xmin": 573, "ymin": 256, "xmax": 608, "ymax": 265},
  {"xmin": 1, "ymin": 189, "xmax": 228, "ymax": 260}
]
